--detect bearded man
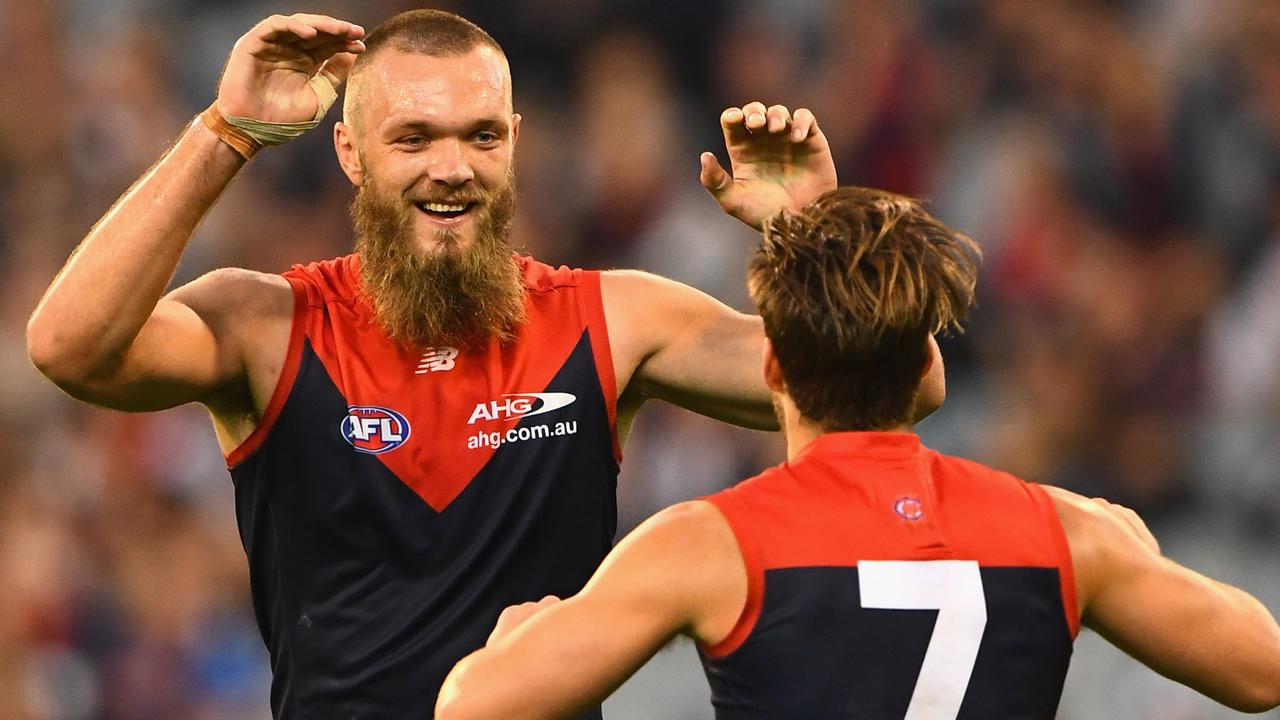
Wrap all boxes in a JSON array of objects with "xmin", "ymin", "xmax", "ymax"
[{"xmin": 27, "ymin": 10, "xmax": 837, "ymax": 719}]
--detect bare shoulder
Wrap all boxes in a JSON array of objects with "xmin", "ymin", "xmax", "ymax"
[
  {"xmin": 599, "ymin": 268, "xmax": 759, "ymax": 384},
  {"xmin": 600, "ymin": 499, "xmax": 742, "ymax": 592},
  {"xmin": 598, "ymin": 270, "xmax": 697, "ymax": 335},
  {"xmin": 1040, "ymin": 485, "xmax": 1162, "ymax": 609},
  {"xmin": 602, "ymin": 269, "xmax": 742, "ymax": 322},
  {"xmin": 630, "ymin": 500, "xmax": 738, "ymax": 548},
  {"xmin": 168, "ymin": 267, "xmax": 294, "ymax": 370},
  {"xmin": 602, "ymin": 500, "xmax": 746, "ymax": 643},
  {"xmin": 1041, "ymin": 485, "xmax": 1155, "ymax": 550},
  {"xmin": 599, "ymin": 268, "xmax": 682, "ymax": 292},
  {"xmin": 167, "ymin": 267, "xmax": 292, "ymax": 322},
  {"xmin": 1040, "ymin": 484, "xmax": 1105, "ymax": 528},
  {"xmin": 598, "ymin": 270, "xmax": 705, "ymax": 388},
  {"xmin": 599, "ymin": 269, "xmax": 730, "ymax": 313},
  {"xmin": 167, "ymin": 267, "xmax": 295, "ymax": 435},
  {"xmin": 599, "ymin": 269, "xmax": 666, "ymax": 289}
]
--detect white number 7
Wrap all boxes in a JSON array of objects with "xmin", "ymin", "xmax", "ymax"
[{"xmin": 859, "ymin": 560, "xmax": 988, "ymax": 720}]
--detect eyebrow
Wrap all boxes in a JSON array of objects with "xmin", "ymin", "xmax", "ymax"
[{"xmin": 384, "ymin": 117, "xmax": 509, "ymax": 137}]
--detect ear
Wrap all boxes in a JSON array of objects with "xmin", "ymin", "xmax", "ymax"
[
  {"xmin": 911, "ymin": 333, "xmax": 947, "ymax": 423},
  {"xmin": 511, "ymin": 112, "xmax": 522, "ymax": 147},
  {"xmin": 762, "ymin": 338, "xmax": 786, "ymax": 393},
  {"xmin": 920, "ymin": 334, "xmax": 937, "ymax": 378},
  {"xmin": 334, "ymin": 121, "xmax": 364, "ymax": 186}
]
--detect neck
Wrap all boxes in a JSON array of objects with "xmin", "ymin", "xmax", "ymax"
[{"xmin": 780, "ymin": 403, "xmax": 914, "ymax": 461}]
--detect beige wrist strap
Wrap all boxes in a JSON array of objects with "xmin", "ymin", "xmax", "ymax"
[
  {"xmin": 199, "ymin": 74, "xmax": 339, "ymax": 160},
  {"xmin": 199, "ymin": 103, "xmax": 261, "ymax": 160}
]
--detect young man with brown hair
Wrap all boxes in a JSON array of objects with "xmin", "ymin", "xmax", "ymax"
[
  {"xmin": 437, "ymin": 187, "xmax": 1280, "ymax": 719},
  {"xmin": 26, "ymin": 9, "xmax": 838, "ymax": 719}
]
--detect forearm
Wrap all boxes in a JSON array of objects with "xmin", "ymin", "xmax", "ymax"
[
  {"xmin": 438, "ymin": 503, "xmax": 736, "ymax": 720},
  {"xmin": 436, "ymin": 643, "xmax": 603, "ymax": 720},
  {"xmin": 437, "ymin": 599, "xmax": 675, "ymax": 720},
  {"xmin": 1091, "ymin": 559, "xmax": 1280, "ymax": 713},
  {"xmin": 1194, "ymin": 574, "xmax": 1280, "ymax": 711},
  {"xmin": 28, "ymin": 117, "xmax": 244, "ymax": 380},
  {"xmin": 437, "ymin": 649, "xmax": 552, "ymax": 720}
]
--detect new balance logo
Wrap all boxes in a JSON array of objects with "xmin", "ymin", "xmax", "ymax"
[{"xmin": 416, "ymin": 347, "xmax": 459, "ymax": 374}]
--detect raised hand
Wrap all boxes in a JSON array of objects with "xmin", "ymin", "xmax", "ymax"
[
  {"xmin": 701, "ymin": 102, "xmax": 839, "ymax": 230},
  {"xmin": 217, "ymin": 13, "xmax": 366, "ymax": 123}
]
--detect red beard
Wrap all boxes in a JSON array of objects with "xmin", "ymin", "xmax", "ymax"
[{"xmin": 351, "ymin": 170, "xmax": 526, "ymax": 350}]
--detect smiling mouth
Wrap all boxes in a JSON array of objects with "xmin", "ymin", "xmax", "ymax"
[{"xmin": 415, "ymin": 201, "xmax": 477, "ymax": 221}]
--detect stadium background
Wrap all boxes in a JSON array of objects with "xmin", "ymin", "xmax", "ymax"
[{"xmin": 1, "ymin": 0, "xmax": 1278, "ymax": 717}]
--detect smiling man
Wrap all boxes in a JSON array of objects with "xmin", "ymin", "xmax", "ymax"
[
  {"xmin": 25, "ymin": 9, "xmax": 837, "ymax": 720},
  {"xmin": 339, "ymin": 26, "xmax": 527, "ymax": 351}
]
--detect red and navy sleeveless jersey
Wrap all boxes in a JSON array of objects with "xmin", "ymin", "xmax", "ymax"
[
  {"xmin": 699, "ymin": 432, "xmax": 1078, "ymax": 719},
  {"xmin": 226, "ymin": 254, "xmax": 619, "ymax": 719}
]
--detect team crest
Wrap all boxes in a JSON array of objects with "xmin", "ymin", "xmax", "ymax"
[
  {"xmin": 893, "ymin": 495, "xmax": 925, "ymax": 521},
  {"xmin": 341, "ymin": 406, "xmax": 411, "ymax": 454}
]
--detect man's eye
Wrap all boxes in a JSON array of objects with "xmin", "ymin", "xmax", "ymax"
[
  {"xmin": 475, "ymin": 132, "xmax": 499, "ymax": 144},
  {"xmin": 400, "ymin": 136, "xmax": 428, "ymax": 147}
]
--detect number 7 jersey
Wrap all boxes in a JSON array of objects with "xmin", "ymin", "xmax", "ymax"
[{"xmin": 698, "ymin": 432, "xmax": 1078, "ymax": 719}]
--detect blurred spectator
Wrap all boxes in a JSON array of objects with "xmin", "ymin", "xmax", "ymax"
[{"xmin": 3, "ymin": 1, "xmax": 1278, "ymax": 718}]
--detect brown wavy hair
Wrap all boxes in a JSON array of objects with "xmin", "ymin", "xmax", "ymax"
[{"xmin": 749, "ymin": 187, "xmax": 981, "ymax": 431}]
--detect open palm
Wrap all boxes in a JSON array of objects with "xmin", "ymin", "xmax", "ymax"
[{"xmin": 702, "ymin": 102, "xmax": 839, "ymax": 230}]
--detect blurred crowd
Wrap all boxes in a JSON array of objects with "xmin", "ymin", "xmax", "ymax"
[{"xmin": 0, "ymin": 0, "xmax": 1278, "ymax": 718}]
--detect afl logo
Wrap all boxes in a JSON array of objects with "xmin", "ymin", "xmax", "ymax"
[
  {"xmin": 340, "ymin": 406, "xmax": 411, "ymax": 455},
  {"xmin": 893, "ymin": 495, "xmax": 925, "ymax": 521}
]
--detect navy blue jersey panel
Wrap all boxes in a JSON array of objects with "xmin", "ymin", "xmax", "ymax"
[
  {"xmin": 700, "ymin": 566, "xmax": 1072, "ymax": 719},
  {"xmin": 231, "ymin": 332, "xmax": 613, "ymax": 719},
  {"xmin": 701, "ymin": 567, "xmax": 923, "ymax": 719},
  {"xmin": 960, "ymin": 567, "xmax": 1073, "ymax": 717}
]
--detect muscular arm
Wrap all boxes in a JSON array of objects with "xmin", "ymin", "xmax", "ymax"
[
  {"xmin": 601, "ymin": 104, "xmax": 849, "ymax": 433},
  {"xmin": 436, "ymin": 501, "xmax": 746, "ymax": 720},
  {"xmin": 1046, "ymin": 486, "xmax": 1280, "ymax": 712},
  {"xmin": 26, "ymin": 14, "xmax": 361, "ymax": 418},
  {"xmin": 27, "ymin": 123, "xmax": 250, "ymax": 410},
  {"xmin": 603, "ymin": 270, "xmax": 776, "ymax": 430}
]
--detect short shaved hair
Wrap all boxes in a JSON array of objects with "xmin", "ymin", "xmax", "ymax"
[{"xmin": 343, "ymin": 9, "xmax": 509, "ymax": 130}]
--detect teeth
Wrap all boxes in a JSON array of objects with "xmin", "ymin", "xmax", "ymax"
[{"xmin": 421, "ymin": 202, "xmax": 468, "ymax": 213}]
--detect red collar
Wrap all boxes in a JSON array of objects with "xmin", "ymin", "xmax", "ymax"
[{"xmin": 794, "ymin": 431, "xmax": 923, "ymax": 462}]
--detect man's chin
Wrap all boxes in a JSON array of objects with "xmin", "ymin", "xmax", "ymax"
[
  {"xmin": 431, "ymin": 230, "xmax": 466, "ymax": 253},
  {"xmin": 405, "ymin": 228, "xmax": 472, "ymax": 256}
]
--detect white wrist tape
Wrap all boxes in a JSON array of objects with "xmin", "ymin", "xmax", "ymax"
[{"xmin": 222, "ymin": 74, "xmax": 339, "ymax": 146}]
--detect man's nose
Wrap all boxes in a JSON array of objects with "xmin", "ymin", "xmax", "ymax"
[{"xmin": 427, "ymin": 139, "xmax": 475, "ymax": 187}]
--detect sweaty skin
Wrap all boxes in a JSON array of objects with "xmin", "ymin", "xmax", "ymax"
[
  {"xmin": 26, "ymin": 13, "xmax": 840, "ymax": 458},
  {"xmin": 435, "ymin": 344, "xmax": 1280, "ymax": 720}
]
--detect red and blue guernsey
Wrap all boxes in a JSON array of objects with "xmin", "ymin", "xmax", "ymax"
[
  {"xmin": 700, "ymin": 432, "xmax": 1078, "ymax": 719},
  {"xmin": 226, "ymin": 254, "xmax": 619, "ymax": 719}
]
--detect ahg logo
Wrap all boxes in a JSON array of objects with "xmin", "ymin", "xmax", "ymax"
[{"xmin": 467, "ymin": 393, "xmax": 576, "ymax": 424}]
